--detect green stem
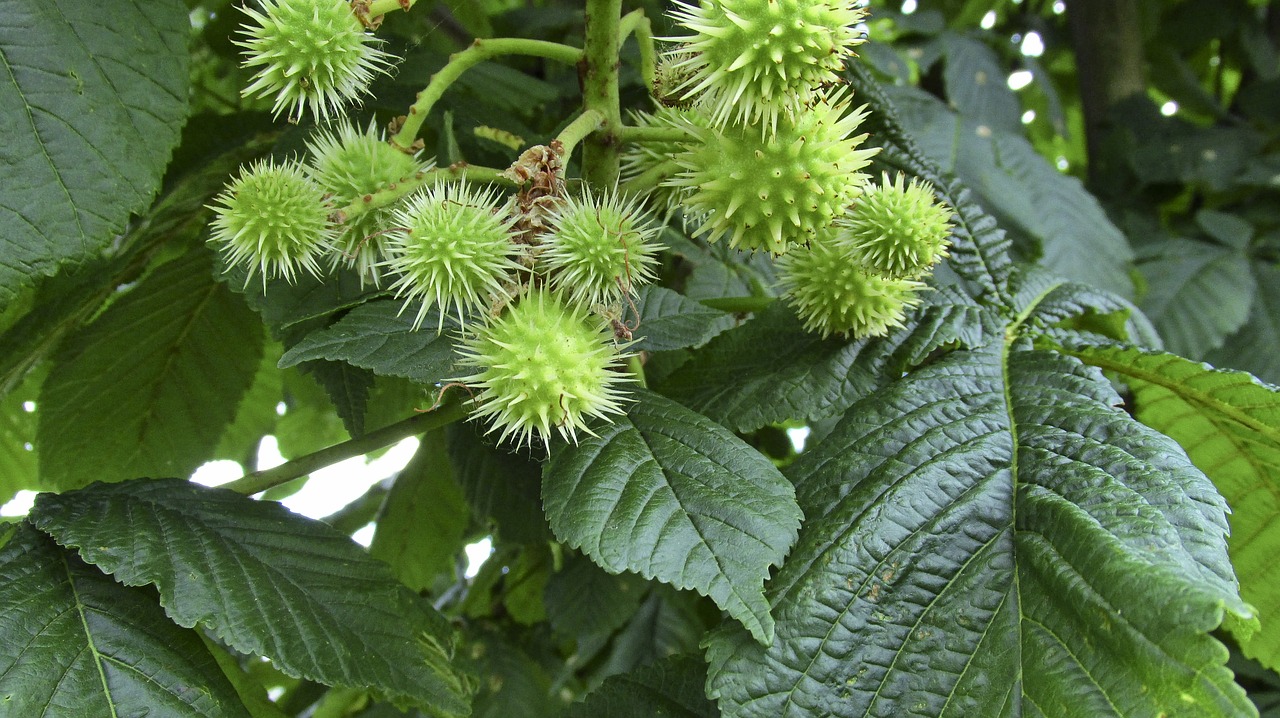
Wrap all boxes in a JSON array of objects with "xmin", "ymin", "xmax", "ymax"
[
  {"xmin": 619, "ymin": 158, "xmax": 680, "ymax": 195},
  {"xmin": 391, "ymin": 38, "xmax": 585, "ymax": 150},
  {"xmin": 365, "ymin": 0, "xmax": 418, "ymax": 16},
  {"xmin": 555, "ymin": 109, "xmax": 606, "ymax": 161},
  {"xmin": 581, "ymin": 0, "xmax": 624, "ymax": 188},
  {"xmin": 224, "ymin": 400, "xmax": 469, "ymax": 496},
  {"xmin": 618, "ymin": 9, "xmax": 656, "ymax": 93},
  {"xmin": 338, "ymin": 163, "xmax": 512, "ymax": 221},
  {"xmin": 699, "ymin": 295, "xmax": 777, "ymax": 314},
  {"xmin": 625, "ymin": 354, "xmax": 647, "ymax": 388},
  {"xmin": 617, "ymin": 124, "xmax": 693, "ymax": 145}
]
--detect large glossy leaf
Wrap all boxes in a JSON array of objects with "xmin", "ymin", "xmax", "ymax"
[
  {"xmin": 706, "ymin": 294, "xmax": 1250, "ymax": 715},
  {"xmin": 29, "ymin": 479, "xmax": 473, "ymax": 716},
  {"xmin": 543, "ymin": 389, "xmax": 802, "ymax": 645},
  {"xmin": 0, "ymin": 524, "xmax": 249, "ymax": 717},
  {"xmin": 1067, "ymin": 345, "xmax": 1280, "ymax": 673},
  {"xmin": 279, "ymin": 300, "xmax": 463, "ymax": 386},
  {"xmin": 0, "ymin": 0, "xmax": 189, "ymax": 309},
  {"xmin": 658, "ymin": 289, "xmax": 992, "ymax": 433},
  {"xmin": 1137, "ymin": 239, "xmax": 1255, "ymax": 359},
  {"xmin": 37, "ymin": 247, "xmax": 263, "ymax": 490}
]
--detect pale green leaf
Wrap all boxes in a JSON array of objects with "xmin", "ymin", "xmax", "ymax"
[
  {"xmin": 37, "ymin": 247, "xmax": 263, "ymax": 490},
  {"xmin": 0, "ymin": 524, "xmax": 249, "ymax": 717},
  {"xmin": 30, "ymin": 479, "xmax": 474, "ymax": 716},
  {"xmin": 0, "ymin": 0, "xmax": 189, "ymax": 309},
  {"xmin": 1067, "ymin": 345, "xmax": 1280, "ymax": 673},
  {"xmin": 543, "ymin": 389, "xmax": 802, "ymax": 645}
]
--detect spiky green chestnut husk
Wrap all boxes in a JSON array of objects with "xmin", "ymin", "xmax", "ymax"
[
  {"xmin": 778, "ymin": 238, "xmax": 924, "ymax": 338},
  {"xmin": 666, "ymin": 0, "xmax": 868, "ymax": 129},
  {"xmin": 620, "ymin": 107, "xmax": 707, "ymax": 212},
  {"xmin": 457, "ymin": 291, "xmax": 631, "ymax": 448},
  {"xmin": 306, "ymin": 119, "xmax": 431, "ymax": 285},
  {"xmin": 382, "ymin": 183, "xmax": 520, "ymax": 331},
  {"xmin": 237, "ymin": 0, "xmax": 393, "ymax": 121},
  {"xmin": 542, "ymin": 189, "xmax": 662, "ymax": 307},
  {"xmin": 669, "ymin": 93, "xmax": 878, "ymax": 253},
  {"xmin": 208, "ymin": 158, "xmax": 335, "ymax": 285},
  {"xmin": 839, "ymin": 173, "xmax": 953, "ymax": 279}
]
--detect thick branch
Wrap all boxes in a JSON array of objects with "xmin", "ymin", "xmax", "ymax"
[{"xmin": 1067, "ymin": 0, "xmax": 1147, "ymax": 185}]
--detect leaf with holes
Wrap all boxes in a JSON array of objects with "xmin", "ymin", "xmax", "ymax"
[{"xmin": 29, "ymin": 479, "xmax": 473, "ymax": 716}]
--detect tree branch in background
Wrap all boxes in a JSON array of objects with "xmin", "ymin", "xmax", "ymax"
[{"xmin": 1066, "ymin": 0, "xmax": 1147, "ymax": 187}]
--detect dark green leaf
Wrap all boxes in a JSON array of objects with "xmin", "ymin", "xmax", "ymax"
[
  {"xmin": 844, "ymin": 63, "xmax": 1014, "ymax": 306},
  {"xmin": 658, "ymin": 290, "xmax": 991, "ymax": 433},
  {"xmin": 623, "ymin": 285, "xmax": 735, "ymax": 352},
  {"xmin": 885, "ymin": 86, "xmax": 1134, "ymax": 296},
  {"xmin": 544, "ymin": 551, "xmax": 648, "ymax": 641},
  {"xmin": 1207, "ymin": 262, "xmax": 1280, "ymax": 385},
  {"xmin": 37, "ymin": 248, "xmax": 263, "ymax": 490},
  {"xmin": 447, "ymin": 421, "xmax": 550, "ymax": 544},
  {"xmin": 279, "ymin": 300, "xmax": 463, "ymax": 386},
  {"xmin": 544, "ymin": 389, "xmax": 802, "ymax": 645},
  {"xmin": 567, "ymin": 654, "xmax": 717, "ymax": 718},
  {"xmin": 707, "ymin": 316, "xmax": 1250, "ymax": 714},
  {"xmin": 467, "ymin": 627, "xmax": 558, "ymax": 718},
  {"xmin": 371, "ymin": 429, "xmax": 469, "ymax": 592},
  {"xmin": 597, "ymin": 587, "xmax": 709, "ymax": 682},
  {"xmin": 1137, "ymin": 239, "xmax": 1255, "ymax": 359},
  {"xmin": 941, "ymin": 33, "xmax": 1021, "ymax": 133},
  {"xmin": 0, "ymin": 0, "xmax": 189, "ymax": 308},
  {"xmin": 298, "ymin": 358, "xmax": 375, "ymax": 437},
  {"xmin": 1066, "ymin": 345, "xmax": 1280, "ymax": 673},
  {"xmin": 30, "ymin": 479, "xmax": 474, "ymax": 716},
  {"xmin": 0, "ymin": 524, "xmax": 249, "ymax": 717}
]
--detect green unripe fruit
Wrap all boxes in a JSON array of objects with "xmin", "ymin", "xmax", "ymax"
[
  {"xmin": 669, "ymin": 93, "xmax": 878, "ymax": 254},
  {"xmin": 208, "ymin": 158, "xmax": 336, "ymax": 285},
  {"xmin": 237, "ymin": 0, "xmax": 393, "ymax": 121},
  {"xmin": 457, "ymin": 291, "xmax": 631, "ymax": 448},
  {"xmin": 306, "ymin": 119, "xmax": 431, "ymax": 286},
  {"xmin": 542, "ymin": 190, "xmax": 663, "ymax": 308},
  {"xmin": 778, "ymin": 236, "xmax": 924, "ymax": 339},
  {"xmin": 620, "ymin": 107, "xmax": 708, "ymax": 213},
  {"xmin": 839, "ymin": 172, "xmax": 953, "ymax": 279},
  {"xmin": 667, "ymin": 0, "xmax": 868, "ymax": 129},
  {"xmin": 382, "ymin": 183, "xmax": 521, "ymax": 332}
]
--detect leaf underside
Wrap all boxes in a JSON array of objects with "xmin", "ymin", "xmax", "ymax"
[{"xmin": 29, "ymin": 479, "xmax": 473, "ymax": 716}]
